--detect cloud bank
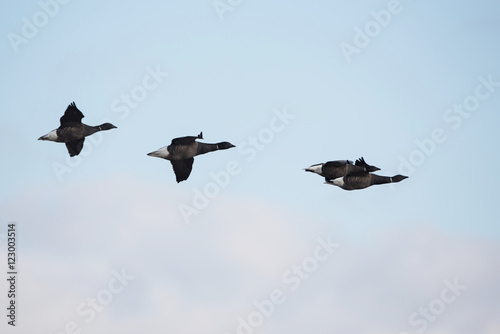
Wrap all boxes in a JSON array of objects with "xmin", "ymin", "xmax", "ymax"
[{"xmin": 1, "ymin": 175, "xmax": 498, "ymax": 334}]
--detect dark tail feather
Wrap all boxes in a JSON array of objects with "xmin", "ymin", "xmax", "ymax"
[{"xmin": 355, "ymin": 157, "xmax": 380, "ymax": 172}]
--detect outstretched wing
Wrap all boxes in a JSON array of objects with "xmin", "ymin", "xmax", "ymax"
[
  {"xmin": 170, "ymin": 158, "xmax": 194, "ymax": 183},
  {"xmin": 60, "ymin": 102, "xmax": 84, "ymax": 126},
  {"xmin": 171, "ymin": 132, "xmax": 203, "ymax": 145},
  {"xmin": 65, "ymin": 138, "xmax": 85, "ymax": 157}
]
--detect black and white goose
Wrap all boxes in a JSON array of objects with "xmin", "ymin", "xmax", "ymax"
[
  {"xmin": 305, "ymin": 157, "xmax": 380, "ymax": 181},
  {"xmin": 38, "ymin": 102, "xmax": 117, "ymax": 157},
  {"xmin": 324, "ymin": 172, "xmax": 408, "ymax": 190},
  {"xmin": 147, "ymin": 132, "xmax": 235, "ymax": 183}
]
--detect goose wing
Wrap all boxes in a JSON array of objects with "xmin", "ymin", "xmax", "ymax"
[
  {"xmin": 171, "ymin": 132, "xmax": 203, "ymax": 145},
  {"xmin": 354, "ymin": 157, "xmax": 380, "ymax": 172},
  {"xmin": 60, "ymin": 102, "xmax": 84, "ymax": 126},
  {"xmin": 354, "ymin": 157, "xmax": 368, "ymax": 167},
  {"xmin": 170, "ymin": 158, "xmax": 194, "ymax": 183},
  {"xmin": 65, "ymin": 138, "xmax": 85, "ymax": 157},
  {"xmin": 322, "ymin": 160, "xmax": 352, "ymax": 180},
  {"xmin": 324, "ymin": 160, "xmax": 351, "ymax": 168}
]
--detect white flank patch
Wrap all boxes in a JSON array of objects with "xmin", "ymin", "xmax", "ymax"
[{"xmin": 331, "ymin": 177, "xmax": 345, "ymax": 188}]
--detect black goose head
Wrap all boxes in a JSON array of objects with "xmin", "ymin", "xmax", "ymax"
[
  {"xmin": 99, "ymin": 123, "xmax": 117, "ymax": 130},
  {"xmin": 392, "ymin": 175, "xmax": 408, "ymax": 183},
  {"xmin": 217, "ymin": 142, "xmax": 235, "ymax": 150}
]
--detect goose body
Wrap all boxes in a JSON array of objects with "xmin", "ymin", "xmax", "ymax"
[
  {"xmin": 38, "ymin": 102, "xmax": 117, "ymax": 157},
  {"xmin": 147, "ymin": 132, "xmax": 235, "ymax": 182},
  {"xmin": 325, "ymin": 172, "xmax": 408, "ymax": 190},
  {"xmin": 305, "ymin": 157, "xmax": 380, "ymax": 180}
]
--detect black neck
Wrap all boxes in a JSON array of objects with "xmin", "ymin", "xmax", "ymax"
[
  {"xmin": 197, "ymin": 142, "xmax": 221, "ymax": 155},
  {"xmin": 371, "ymin": 174, "xmax": 393, "ymax": 185},
  {"xmin": 83, "ymin": 124, "xmax": 103, "ymax": 136}
]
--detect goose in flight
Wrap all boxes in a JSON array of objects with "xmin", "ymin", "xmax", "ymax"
[
  {"xmin": 305, "ymin": 157, "xmax": 380, "ymax": 181},
  {"xmin": 38, "ymin": 102, "xmax": 116, "ymax": 157},
  {"xmin": 147, "ymin": 132, "xmax": 235, "ymax": 182},
  {"xmin": 324, "ymin": 172, "xmax": 408, "ymax": 190}
]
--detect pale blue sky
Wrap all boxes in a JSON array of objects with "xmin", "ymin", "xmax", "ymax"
[
  {"xmin": 1, "ymin": 0, "xmax": 499, "ymax": 239},
  {"xmin": 1, "ymin": 1, "xmax": 499, "ymax": 333}
]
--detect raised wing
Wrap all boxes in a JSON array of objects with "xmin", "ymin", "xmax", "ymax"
[
  {"xmin": 324, "ymin": 160, "xmax": 352, "ymax": 169},
  {"xmin": 170, "ymin": 158, "xmax": 194, "ymax": 183},
  {"xmin": 171, "ymin": 132, "xmax": 203, "ymax": 145},
  {"xmin": 60, "ymin": 102, "xmax": 84, "ymax": 126},
  {"xmin": 354, "ymin": 157, "xmax": 368, "ymax": 167},
  {"xmin": 354, "ymin": 157, "xmax": 380, "ymax": 172}
]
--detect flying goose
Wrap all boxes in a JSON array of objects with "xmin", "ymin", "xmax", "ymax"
[
  {"xmin": 147, "ymin": 132, "xmax": 235, "ymax": 182},
  {"xmin": 305, "ymin": 157, "xmax": 380, "ymax": 181},
  {"xmin": 324, "ymin": 172, "xmax": 408, "ymax": 190},
  {"xmin": 38, "ymin": 102, "xmax": 117, "ymax": 157}
]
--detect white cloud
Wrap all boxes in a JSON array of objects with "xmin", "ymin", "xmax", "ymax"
[{"xmin": 1, "ymin": 176, "xmax": 499, "ymax": 334}]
